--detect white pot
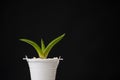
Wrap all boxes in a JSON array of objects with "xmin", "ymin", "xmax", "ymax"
[{"xmin": 23, "ymin": 57, "xmax": 62, "ymax": 80}]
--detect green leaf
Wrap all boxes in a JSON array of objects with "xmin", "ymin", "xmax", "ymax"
[
  {"xmin": 19, "ymin": 39, "xmax": 45, "ymax": 58},
  {"xmin": 43, "ymin": 33, "xmax": 65, "ymax": 58},
  {"xmin": 41, "ymin": 38, "xmax": 45, "ymax": 51}
]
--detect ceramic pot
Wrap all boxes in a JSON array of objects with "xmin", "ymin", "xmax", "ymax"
[{"xmin": 24, "ymin": 57, "xmax": 62, "ymax": 80}]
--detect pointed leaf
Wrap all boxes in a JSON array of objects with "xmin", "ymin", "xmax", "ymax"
[
  {"xmin": 41, "ymin": 38, "xmax": 45, "ymax": 51},
  {"xmin": 19, "ymin": 39, "xmax": 45, "ymax": 58},
  {"xmin": 43, "ymin": 33, "xmax": 65, "ymax": 58}
]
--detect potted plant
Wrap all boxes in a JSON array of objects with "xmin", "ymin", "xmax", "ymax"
[{"xmin": 19, "ymin": 33, "xmax": 65, "ymax": 80}]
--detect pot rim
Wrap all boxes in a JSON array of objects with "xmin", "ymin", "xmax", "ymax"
[{"xmin": 23, "ymin": 55, "xmax": 63, "ymax": 61}]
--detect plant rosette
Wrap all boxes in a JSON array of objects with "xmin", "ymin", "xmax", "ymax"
[{"xmin": 20, "ymin": 34, "xmax": 65, "ymax": 80}]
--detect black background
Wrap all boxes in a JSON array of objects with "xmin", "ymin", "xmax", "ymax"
[{"xmin": 1, "ymin": 0, "xmax": 120, "ymax": 80}]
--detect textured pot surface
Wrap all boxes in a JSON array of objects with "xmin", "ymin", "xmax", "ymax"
[{"xmin": 24, "ymin": 58, "xmax": 61, "ymax": 80}]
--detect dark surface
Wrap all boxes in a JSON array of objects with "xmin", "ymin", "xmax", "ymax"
[{"xmin": 1, "ymin": 0, "xmax": 119, "ymax": 80}]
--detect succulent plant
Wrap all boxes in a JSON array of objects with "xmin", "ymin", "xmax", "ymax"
[{"xmin": 19, "ymin": 33, "xmax": 65, "ymax": 59}]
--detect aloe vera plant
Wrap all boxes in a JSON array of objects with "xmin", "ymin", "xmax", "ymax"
[{"xmin": 19, "ymin": 33, "xmax": 65, "ymax": 59}]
